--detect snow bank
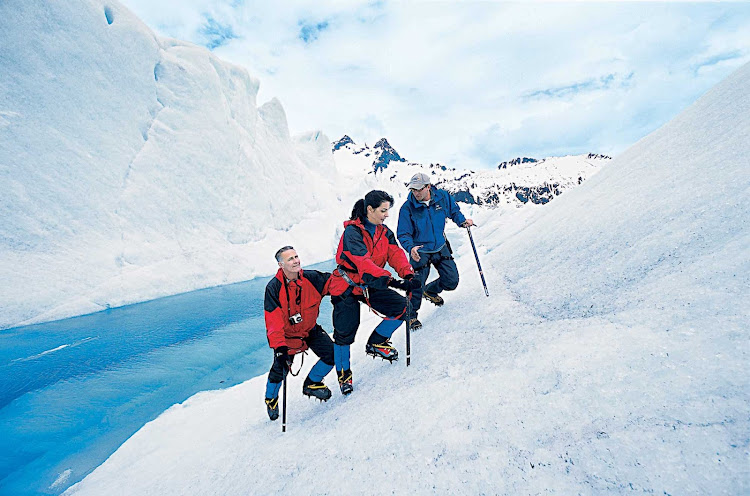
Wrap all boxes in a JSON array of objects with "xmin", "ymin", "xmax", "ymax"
[
  {"xmin": 0, "ymin": 0, "xmax": 341, "ymax": 329},
  {"xmin": 65, "ymin": 65, "xmax": 748, "ymax": 494}
]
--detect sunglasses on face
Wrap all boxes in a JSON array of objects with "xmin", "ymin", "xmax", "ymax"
[{"xmin": 411, "ymin": 185, "xmax": 428, "ymax": 192}]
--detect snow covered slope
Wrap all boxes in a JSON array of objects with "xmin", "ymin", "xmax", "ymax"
[
  {"xmin": 332, "ymin": 135, "xmax": 611, "ymax": 207},
  {"xmin": 498, "ymin": 66, "xmax": 749, "ymax": 328},
  {"xmin": 64, "ymin": 63, "xmax": 748, "ymax": 496},
  {"xmin": 0, "ymin": 0, "xmax": 340, "ymax": 329}
]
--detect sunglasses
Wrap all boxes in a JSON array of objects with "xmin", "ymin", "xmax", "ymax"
[{"xmin": 410, "ymin": 185, "xmax": 428, "ymax": 192}]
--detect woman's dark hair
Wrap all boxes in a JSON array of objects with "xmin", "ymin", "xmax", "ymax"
[{"xmin": 350, "ymin": 190, "xmax": 394, "ymax": 222}]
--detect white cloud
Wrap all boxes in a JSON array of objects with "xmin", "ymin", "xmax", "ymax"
[{"xmin": 118, "ymin": 0, "xmax": 750, "ymax": 168}]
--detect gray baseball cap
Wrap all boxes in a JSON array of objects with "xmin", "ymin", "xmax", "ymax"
[{"xmin": 407, "ymin": 172, "xmax": 431, "ymax": 189}]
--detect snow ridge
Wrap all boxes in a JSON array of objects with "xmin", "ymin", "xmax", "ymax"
[{"xmin": 0, "ymin": 0, "xmax": 341, "ymax": 330}]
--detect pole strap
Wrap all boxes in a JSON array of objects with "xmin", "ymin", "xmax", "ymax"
[{"xmin": 288, "ymin": 351, "xmax": 305, "ymax": 377}]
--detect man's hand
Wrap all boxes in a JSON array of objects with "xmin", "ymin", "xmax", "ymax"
[
  {"xmin": 462, "ymin": 219, "xmax": 475, "ymax": 228},
  {"xmin": 274, "ymin": 346, "xmax": 290, "ymax": 371},
  {"xmin": 410, "ymin": 245, "xmax": 424, "ymax": 262}
]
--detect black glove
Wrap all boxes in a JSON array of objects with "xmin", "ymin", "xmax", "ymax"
[
  {"xmin": 405, "ymin": 277, "xmax": 422, "ymax": 291},
  {"xmin": 274, "ymin": 346, "xmax": 290, "ymax": 370},
  {"xmin": 388, "ymin": 276, "xmax": 421, "ymax": 292}
]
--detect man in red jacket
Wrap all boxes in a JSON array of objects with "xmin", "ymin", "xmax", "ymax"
[{"xmin": 263, "ymin": 246, "xmax": 335, "ymax": 421}]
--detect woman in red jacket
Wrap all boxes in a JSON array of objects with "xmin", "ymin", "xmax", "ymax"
[{"xmin": 328, "ymin": 190, "xmax": 421, "ymax": 395}]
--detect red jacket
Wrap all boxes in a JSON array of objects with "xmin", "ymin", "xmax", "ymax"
[
  {"xmin": 264, "ymin": 268, "xmax": 330, "ymax": 354},
  {"xmin": 328, "ymin": 219, "xmax": 414, "ymax": 297}
]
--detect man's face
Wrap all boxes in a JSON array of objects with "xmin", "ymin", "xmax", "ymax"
[
  {"xmin": 411, "ymin": 184, "xmax": 431, "ymax": 202},
  {"xmin": 278, "ymin": 249, "xmax": 301, "ymax": 275}
]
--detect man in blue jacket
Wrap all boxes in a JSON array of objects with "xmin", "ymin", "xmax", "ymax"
[{"xmin": 397, "ymin": 173, "xmax": 474, "ymax": 329}]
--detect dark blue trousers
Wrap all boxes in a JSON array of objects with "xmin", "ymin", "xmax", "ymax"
[{"xmin": 409, "ymin": 244, "xmax": 459, "ymax": 312}]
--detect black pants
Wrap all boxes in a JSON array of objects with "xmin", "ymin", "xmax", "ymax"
[
  {"xmin": 267, "ymin": 324, "xmax": 334, "ymax": 383},
  {"xmin": 332, "ymin": 288, "xmax": 408, "ymax": 345}
]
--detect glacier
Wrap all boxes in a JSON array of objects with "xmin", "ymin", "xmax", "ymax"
[
  {"xmin": 1, "ymin": 1, "xmax": 747, "ymax": 493},
  {"xmin": 64, "ymin": 62, "xmax": 749, "ymax": 495},
  {"xmin": 0, "ymin": 0, "xmax": 342, "ymax": 330}
]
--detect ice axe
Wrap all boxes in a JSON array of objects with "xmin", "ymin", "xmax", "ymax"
[{"xmin": 466, "ymin": 226, "xmax": 489, "ymax": 297}]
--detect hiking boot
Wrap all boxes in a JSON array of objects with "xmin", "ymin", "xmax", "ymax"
[
  {"xmin": 338, "ymin": 369, "xmax": 353, "ymax": 395},
  {"xmin": 365, "ymin": 339, "xmax": 399, "ymax": 362},
  {"xmin": 408, "ymin": 318, "xmax": 422, "ymax": 330},
  {"xmin": 265, "ymin": 397, "xmax": 279, "ymax": 421},
  {"xmin": 423, "ymin": 291, "xmax": 444, "ymax": 306},
  {"xmin": 302, "ymin": 378, "xmax": 332, "ymax": 402}
]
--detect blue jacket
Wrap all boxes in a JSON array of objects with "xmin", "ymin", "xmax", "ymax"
[{"xmin": 397, "ymin": 188, "xmax": 466, "ymax": 254}]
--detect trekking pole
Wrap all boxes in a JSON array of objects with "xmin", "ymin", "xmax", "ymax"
[
  {"xmin": 281, "ymin": 372, "xmax": 287, "ymax": 433},
  {"xmin": 405, "ymin": 294, "xmax": 412, "ymax": 367},
  {"xmin": 466, "ymin": 226, "xmax": 489, "ymax": 297}
]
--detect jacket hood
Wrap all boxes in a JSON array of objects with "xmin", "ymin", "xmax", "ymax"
[{"xmin": 344, "ymin": 218, "xmax": 385, "ymax": 234}]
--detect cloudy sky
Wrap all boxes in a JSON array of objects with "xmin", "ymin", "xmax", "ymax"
[{"xmin": 119, "ymin": 0, "xmax": 750, "ymax": 169}]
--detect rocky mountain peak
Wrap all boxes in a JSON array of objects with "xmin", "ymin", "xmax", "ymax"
[
  {"xmin": 332, "ymin": 135, "xmax": 355, "ymax": 152},
  {"xmin": 372, "ymin": 138, "xmax": 406, "ymax": 171},
  {"xmin": 497, "ymin": 157, "xmax": 538, "ymax": 169}
]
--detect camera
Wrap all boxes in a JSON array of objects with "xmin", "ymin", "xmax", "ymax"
[{"xmin": 289, "ymin": 313, "xmax": 303, "ymax": 325}]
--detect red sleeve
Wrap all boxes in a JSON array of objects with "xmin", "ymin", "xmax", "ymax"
[{"xmin": 264, "ymin": 279, "xmax": 287, "ymax": 349}]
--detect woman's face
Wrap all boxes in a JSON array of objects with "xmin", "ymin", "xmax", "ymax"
[{"xmin": 367, "ymin": 201, "xmax": 391, "ymax": 225}]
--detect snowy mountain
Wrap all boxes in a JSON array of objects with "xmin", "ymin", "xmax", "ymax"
[
  {"xmin": 64, "ymin": 62, "xmax": 749, "ymax": 495},
  {"xmin": 2, "ymin": 0, "xmax": 747, "ymax": 490},
  {"xmin": 332, "ymin": 135, "xmax": 611, "ymax": 207},
  {"xmin": 0, "ymin": 0, "xmax": 343, "ymax": 330}
]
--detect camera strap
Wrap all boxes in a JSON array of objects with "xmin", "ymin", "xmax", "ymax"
[
  {"xmin": 283, "ymin": 277, "xmax": 302, "ymax": 323},
  {"xmin": 281, "ymin": 278, "xmax": 306, "ymax": 377}
]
